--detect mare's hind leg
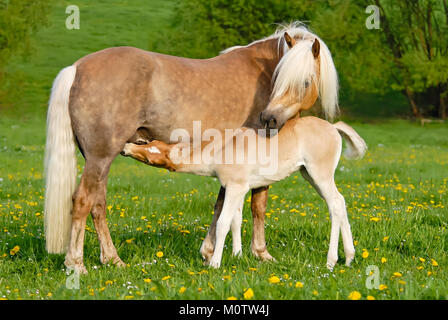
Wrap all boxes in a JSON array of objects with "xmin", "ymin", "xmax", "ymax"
[
  {"xmin": 91, "ymin": 172, "xmax": 125, "ymax": 267},
  {"xmin": 64, "ymin": 170, "xmax": 93, "ymax": 274},
  {"xmin": 301, "ymin": 166, "xmax": 355, "ymax": 270},
  {"xmin": 65, "ymin": 158, "xmax": 123, "ymax": 273}
]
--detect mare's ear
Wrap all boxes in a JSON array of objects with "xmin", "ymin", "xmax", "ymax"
[
  {"xmin": 284, "ymin": 32, "xmax": 296, "ymax": 49},
  {"xmin": 312, "ymin": 38, "xmax": 320, "ymax": 58}
]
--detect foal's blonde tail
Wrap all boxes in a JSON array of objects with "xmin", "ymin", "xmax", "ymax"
[
  {"xmin": 333, "ymin": 121, "xmax": 367, "ymax": 160},
  {"xmin": 44, "ymin": 66, "xmax": 77, "ymax": 254}
]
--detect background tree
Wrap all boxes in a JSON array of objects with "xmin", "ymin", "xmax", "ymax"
[
  {"xmin": 0, "ymin": 0, "xmax": 52, "ymax": 99},
  {"xmin": 158, "ymin": 0, "xmax": 448, "ymax": 119}
]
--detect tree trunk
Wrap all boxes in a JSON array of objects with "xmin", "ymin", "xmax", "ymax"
[
  {"xmin": 440, "ymin": 92, "xmax": 447, "ymax": 120},
  {"xmin": 405, "ymin": 88, "xmax": 421, "ymax": 118}
]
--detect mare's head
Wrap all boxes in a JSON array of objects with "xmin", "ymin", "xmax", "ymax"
[{"xmin": 260, "ymin": 25, "xmax": 339, "ymax": 130}]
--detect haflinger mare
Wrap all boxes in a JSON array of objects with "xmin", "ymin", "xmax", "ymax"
[
  {"xmin": 44, "ymin": 22, "xmax": 340, "ymax": 273},
  {"xmin": 122, "ymin": 116, "xmax": 367, "ymax": 269}
]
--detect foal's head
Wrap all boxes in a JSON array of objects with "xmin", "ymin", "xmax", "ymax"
[{"xmin": 260, "ymin": 31, "xmax": 339, "ymax": 130}]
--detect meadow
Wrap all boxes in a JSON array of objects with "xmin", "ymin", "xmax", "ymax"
[{"xmin": 0, "ymin": 0, "xmax": 447, "ymax": 300}]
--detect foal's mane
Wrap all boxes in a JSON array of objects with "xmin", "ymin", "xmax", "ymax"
[{"xmin": 221, "ymin": 22, "xmax": 339, "ymax": 120}]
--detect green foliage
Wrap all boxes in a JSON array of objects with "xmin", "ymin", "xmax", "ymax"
[
  {"xmin": 152, "ymin": 0, "xmax": 316, "ymax": 58},
  {"xmin": 0, "ymin": 0, "xmax": 52, "ymax": 68},
  {"xmin": 161, "ymin": 0, "xmax": 448, "ymax": 118}
]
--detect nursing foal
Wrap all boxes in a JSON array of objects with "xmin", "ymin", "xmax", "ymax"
[{"xmin": 122, "ymin": 116, "xmax": 367, "ymax": 269}]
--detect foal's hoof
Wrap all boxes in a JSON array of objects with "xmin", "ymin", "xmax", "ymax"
[
  {"xmin": 345, "ymin": 257, "xmax": 354, "ymax": 267},
  {"xmin": 208, "ymin": 259, "xmax": 221, "ymax": 269}
]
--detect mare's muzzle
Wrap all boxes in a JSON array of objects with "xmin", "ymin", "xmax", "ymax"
[{"xmin": 260, "ymin": 111, "xmax": 278, "ymax": 130}]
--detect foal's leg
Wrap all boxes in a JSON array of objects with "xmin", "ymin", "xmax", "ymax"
[
  {"xmin": 250, "ymin": 186, "xmax": 274, "ymax": 261},
  {"xmin": 302, "ymin": 166, "xmax": 355, "ymax": 270},
  {"xmin": 200, "ymin": 187, "xmax": 225, "ymax": 263},
  {"xmin": 208, "ymin": 184, "xmax": 248, "ymax": 268},
  {"xmin": 230, "ymin": 201, "xmax": 243, "ymax": 257}
]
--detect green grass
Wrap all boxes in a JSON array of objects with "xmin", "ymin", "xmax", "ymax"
[
  {"xmin": 0, "ymin": 115, "xmax": 447, "ymax": 300},
  {"xmin": 0, "ymin": 0, "xmax": 447, "ymax": 300}
]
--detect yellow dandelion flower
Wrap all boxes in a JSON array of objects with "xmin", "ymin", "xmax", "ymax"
[
  {"xmin": 161, "ymin": 276, "xmax": 171, "ymax": 281},
  {"xmin": 144, "ymin": 278, "xmax": 152, "ymax": 283},
  {"xmin": 227, "ymin": 296, "xmax": 237, "ymax": 300},
  {"xmin": 295, "ymin": 281, "xmax": 304, "ymax": 288},
  {"xmin": 379, "ymin": 284, "xmax": 388, "ymax": 291},
  {"xmin": 419, "ymin": 258, "xmax": 425, "ymax": 263},
  {"xmin": 362, "ymin": 250, "xmax": 369, "ymax": 259},
  {"xmin": 179, "ymin": 287, "xmax": 186, "ymax": 294},
  {"xmin": 156, "ymin": 251, "xmax": 164, "ymax": 258},
  {"xmin": 393, "ymin": 272, "xmax": 402, "ymax": 278},
  {"xmin": 367, "ymin": 295, "xmax": 375, "ymax": 300},
  {"xmin": 381, "ymin": 257, "xmax": 387, "ymax": 263},
  {"xmin": 10, "ymin": 245, "xmax": 20, "ymax": 256},
  {"xmin": 268, "ymin": 276, "xmax": 280, "ymax": 284},
  {"xmin": 105, "ymin": 280, "xmax": 113, "ymax": 285},
  {"xmin": 243, "ymin": 288, "xmax": 254, "ymax": 300},
  {"xmin": 431, "ymin": 259, "xmax": 438, "ymax": 267},
  {"xmin": 348, "ymin": 291, "xmax": 361, "ymax": 300}
]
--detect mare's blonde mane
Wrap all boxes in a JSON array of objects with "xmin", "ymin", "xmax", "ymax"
[{"xmin": 221, "ymin": 22, "xmax": 339, "ymax": 120}]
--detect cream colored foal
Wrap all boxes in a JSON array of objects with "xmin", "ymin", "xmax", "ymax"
[{"xmin": 122, "ymin": 116, "xmax": 367, "ymax": 269}]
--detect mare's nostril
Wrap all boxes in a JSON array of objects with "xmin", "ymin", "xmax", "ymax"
[{"xmin": 268, "ymin": 117, "xmax": 277, "ymax": 129}]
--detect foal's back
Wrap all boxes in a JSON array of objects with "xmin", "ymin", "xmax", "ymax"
[{"xmin": 292, "ymin": 117, "xmax": 342, "ymax": 176}]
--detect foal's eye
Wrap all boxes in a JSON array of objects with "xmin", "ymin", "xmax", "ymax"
[{"xmin": 304, "ymin": 80, "xmax": 310, "ymax": 88}]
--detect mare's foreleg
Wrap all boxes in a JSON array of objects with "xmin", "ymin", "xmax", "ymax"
[{"xmin": 250, "ymin": 186, "xmax": 274, "ymax": 261}]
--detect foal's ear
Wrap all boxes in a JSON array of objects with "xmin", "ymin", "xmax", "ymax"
[
  {"xmin": 312, "ymin": 38, "xmax": 320, "ymax": 58},
  {"xmin": 284, "ymin": 32, "xmax": 296, "ymax": 49}
]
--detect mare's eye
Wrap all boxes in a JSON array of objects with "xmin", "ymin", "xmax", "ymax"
[{"xmin": 304, "ymin": 80, "xmax": 310, "ymax": 88}]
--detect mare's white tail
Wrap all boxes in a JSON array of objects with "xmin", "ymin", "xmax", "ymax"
[
  {"xmin": 44, "ymin": 66, "xmax": 77, "ymax": 253},
  {"xmin": 333, "ymin": 121, "xmax": 367, "ymax": 160}
]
